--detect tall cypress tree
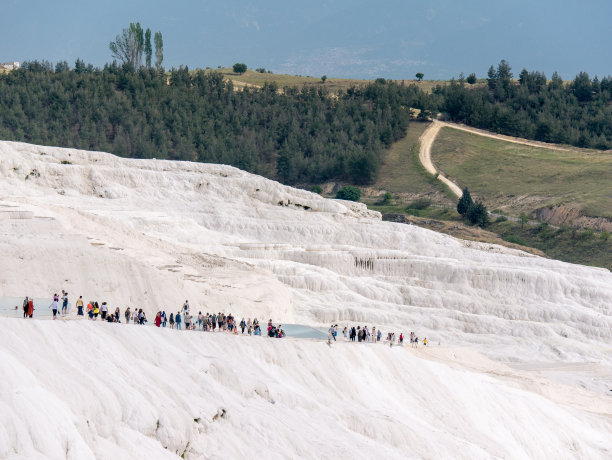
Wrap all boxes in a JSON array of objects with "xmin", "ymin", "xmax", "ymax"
[
  {"xmin": 154, "ymin": 32, "xmax": 164, "ymax": 71},
  {"xmin": 457, "ymin": 187, "xmax": 473, "ymax": 216},
  {"xmin": 144, "ymin": 28, "xmax": 152, "ymax": 68}
]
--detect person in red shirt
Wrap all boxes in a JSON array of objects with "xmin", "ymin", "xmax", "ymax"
[{"xmin": 155, "ymin": 311, "xmax": 162, "ymax": 327}]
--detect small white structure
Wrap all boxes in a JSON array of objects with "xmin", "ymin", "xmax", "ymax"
[{"xmin": 0, "ymin": 61, "xmax": 20, "ymax": 70}]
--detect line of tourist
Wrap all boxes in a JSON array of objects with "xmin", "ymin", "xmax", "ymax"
[
  {"xmin": 330, "ymin": 325, "xmax": 427, "ymax": 347},
  {"xmin": 22, "ymin": 294, "xmax": 425, "ymax": 346}
]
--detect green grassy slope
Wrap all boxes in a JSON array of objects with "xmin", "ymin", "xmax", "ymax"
[{"xmin": 432, "ymin": 127, "xmax": 612, "ymax": 218}]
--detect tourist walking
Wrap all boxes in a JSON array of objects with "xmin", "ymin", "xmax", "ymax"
[
  {"xmin": 76, "ymin": 296, "xmax": 84, "ymax": 316},
  {"xmin": 49, "ymin": 297, "xmax": 58, "ymax": 320},
  {"xmin": 61, "ymin": 291, "xmax": 69, "ymax": 315}
]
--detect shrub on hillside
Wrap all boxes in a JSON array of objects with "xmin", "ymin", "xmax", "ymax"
[
  {"xmin": 407, "ymin": 198, "xmax": 431, "ymax": 210},
  {"xmin": 310, "ymin": 185, "xmax": 322, "ymax": 194},
  {"xmin": 466, "ymin": 201, "xmax": 489, "ymax": 227},
  {"xmin": 504, "ymin": 234, "xmax": 526, "ymax": 245},
  {"xmin": 381, "ymin": 192, "xmax": 393, "ymax": 205},
  {"xmin": 336, "ymin": 185, "xmax": 361, "ymax": 202},
  {"xmin": 233, "ymin": 63, "xmax": 247, "ymax": 74}
]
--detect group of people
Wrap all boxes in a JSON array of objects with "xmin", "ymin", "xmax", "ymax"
[
  {"xmin": 329, "ymin": 325, "xmax": 426, "ymax": 347},
  {"xmin": 151, "ymin": 301, "xmax": 284, "ymax": 337},
  {"xmin": 25, "ymin": 294, "xmax": 425, "ymax": 347},
  {"xmin": 44, "ymin": 291, "xmax": 70, "ymax": 320}
]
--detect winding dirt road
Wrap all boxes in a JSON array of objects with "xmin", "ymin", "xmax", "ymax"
[
  {"xmin": 418, "ymin": 120, "xmax": 579, "ymax": 199},
  {"xmin": 418, "ymin": 121, "xmax": 463, "ymax": 197}
]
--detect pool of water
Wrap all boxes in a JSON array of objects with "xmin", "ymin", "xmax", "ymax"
[
  {"xmin": 0, "ymin": 296, "xmax": 59, "ymax": 319},
  {"xmin": 280, "ymin": 324, "xmax": 328, "ymax": 340},
  {"xmin": 0, "ymin": 298, "xmax": 330, "ymax": 340}
]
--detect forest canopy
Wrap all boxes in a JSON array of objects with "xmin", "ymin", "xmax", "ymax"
[
  {"xmin": 433, "ymin": 60, "xmax": 612, "ymax": 149},
  {"xmin": 0, "ymin": 61, "xmax": 425, "ymax": 185},
  {"xmin": 1, "ymin": 59, "xmax": 612, "ymax": 189}
]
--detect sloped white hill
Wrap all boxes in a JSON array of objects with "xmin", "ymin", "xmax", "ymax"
[
  {"xmin": 1, "ymin": 141, "xmax": 610, "ymax": 366},
  {"xmin": 0, "ymin": 140, "xmax": 611, "ymax": 458},
  {"xmin": 0, "ymin": 318, "xmax": 610, "ymax": 459}
]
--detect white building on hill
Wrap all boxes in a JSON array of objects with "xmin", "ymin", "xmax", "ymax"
[{"xmin": 0, "ymin": 61, "xmax": 20, "ymax": 70}]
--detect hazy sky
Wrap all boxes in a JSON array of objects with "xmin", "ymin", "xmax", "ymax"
[{"xmin": 1, "ymin": 0, "xmax": 610, "ymax": 79}]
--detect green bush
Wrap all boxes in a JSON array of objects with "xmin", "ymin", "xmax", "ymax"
[
  {"xmin": 336, "ymin": 185, "xmax": 361, "ymax": 202},
  {"xmin": 578, "ymin": 228, "xmax": 594, "ymax": 240},
  {"xmin": 407, "ymin": 198, "xmax": 431, "ymax": 210},
  {"xmin": 504, "ymin": 234, "xmax": 526, "ymax": 245},
  {"xmin": 381, "ymin": 192, "xmax": 393, "ymax": 205},
  {"xmin": 310, "ymin": 184, "xmax": 322, "ymax": 194},
  {"xmin": 232, "ymin": 63, "xmax": 247, "ymax": 74},
  {"xmin": 466, "ymin": 201, "xmax": 489, "ymax": 227}
]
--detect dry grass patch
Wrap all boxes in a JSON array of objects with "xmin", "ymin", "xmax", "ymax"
[{"xmin": 198, "ymin": 68, "xmax": 459, "ymax": 94}]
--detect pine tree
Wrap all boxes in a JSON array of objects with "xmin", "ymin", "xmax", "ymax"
[
  {"xmin": 487, "ymin": 65, "xmax": 496, "ymax": 90},
  {"xmin": 457, "ymin": 187, "xmax": 473, "ymax": 215}
]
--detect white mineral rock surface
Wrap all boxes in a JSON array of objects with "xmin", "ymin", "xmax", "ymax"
[{"xmin": 0, "ymin": 141, "xmax": 610, "ymax": 459}]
